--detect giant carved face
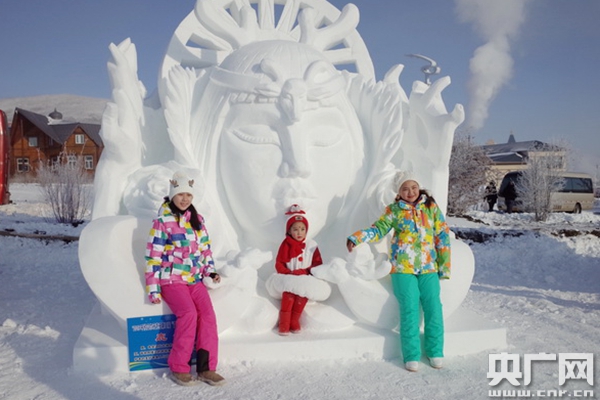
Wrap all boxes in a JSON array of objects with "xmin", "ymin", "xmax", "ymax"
[{"xmin": 206, "ymin": 41, "xmax": 364, "ymax": 247}]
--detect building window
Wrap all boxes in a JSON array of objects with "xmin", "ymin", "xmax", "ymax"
[
  {"xmin": 67, "ymin": 154, "xmax": 77, "ymax": 167},
  {"xmin": 75, "ymin": 134, "xmax": 85, "ymax": 144},
  {"xmin": 50, "ymin": 156, "xmax": 60, "ymax": 171},
  {"xmin": 17, "ymin": 158, "xmax": 30, "ymax": 172},
  {"xmin": 84, "ymin": 155, "xmax": 94, "ymax": 170},
  {"xmin": 28, "ymin": 137, "xmax": 38, "ymax": 147}
]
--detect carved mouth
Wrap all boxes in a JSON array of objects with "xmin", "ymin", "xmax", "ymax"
[{"xmin": 273, "ymin": 178, "xmax": 316, "ymax": 212}]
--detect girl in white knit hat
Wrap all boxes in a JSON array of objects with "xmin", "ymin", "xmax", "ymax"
[
  {"xmin": 346, "ymin": 171, "xmax": 451, "ymax": 372},
  {"xmin": 145, "ymin": 170, "xmax": 224, "ymax": 386}
]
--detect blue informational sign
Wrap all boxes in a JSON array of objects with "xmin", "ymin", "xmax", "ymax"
[{"xmin": 127, "ymin": 314, "xmax": 177, "ymax": 371}]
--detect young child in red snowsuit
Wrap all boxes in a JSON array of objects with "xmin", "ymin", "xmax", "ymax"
[{"xmin": 275, "ymin": 205, "xmax": 323, "ymax": 335}]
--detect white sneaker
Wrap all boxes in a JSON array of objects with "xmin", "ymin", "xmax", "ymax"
[
  {"xmin": 429, "ymin": 357, "xmax": 443, "ymax": 369},
  {"xmin": 405, "ymin": 361, "xmax": 419, "ymax": 372}
]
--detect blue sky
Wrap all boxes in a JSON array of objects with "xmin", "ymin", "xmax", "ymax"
[{"xmin": 1, "ymin": 0, "xmax": 599, "ymax": 175}]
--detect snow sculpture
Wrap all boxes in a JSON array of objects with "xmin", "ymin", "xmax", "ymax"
[{"xmin": 80, "ymin": 0, "xmax": 471, "ymax": 341}]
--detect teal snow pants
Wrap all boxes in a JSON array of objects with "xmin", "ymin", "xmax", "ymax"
[{"xmin": 391, "ymin": 273, "xmax": 444, "ymax": 363}]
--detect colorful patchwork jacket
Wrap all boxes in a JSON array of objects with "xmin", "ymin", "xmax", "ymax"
[
  {"xmin": 348, "ymin": 195, "xmax": 451, "ymax": 278},
  {"xmin": 145, "ymin": 203, "xmax": 216, "ymax": 298}
]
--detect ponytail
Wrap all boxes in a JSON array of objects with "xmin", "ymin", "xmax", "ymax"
[{"xmin": 422, "ymin": 189, "xmax": 435, "ymax": 207}]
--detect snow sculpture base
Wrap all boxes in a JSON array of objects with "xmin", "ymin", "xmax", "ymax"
[{"xmin": 73, "ymin": 303, "xmax": 506, "ymax": 373}]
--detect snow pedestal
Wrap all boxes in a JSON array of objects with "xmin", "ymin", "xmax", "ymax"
[
  {"xmin": 73, "ymin": 304, "xmax": 506, "ymax": 373},
  {"xmin": 73, "ymin": 303, "xmax": 128, "ymax": 373},
  {"xmin": 221, "ymin": 309, "xmax": 506, "ymax": 363}
]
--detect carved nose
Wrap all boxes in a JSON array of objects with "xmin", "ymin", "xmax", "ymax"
[
  {"xmin": 280, "ymin": 79, "xmax": 306, "ymax": 124},
  {"xmin": 279, "ymin": 127, "xmax": 310, "ymax": 178}
]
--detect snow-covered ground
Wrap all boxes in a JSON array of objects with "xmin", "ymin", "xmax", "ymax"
[{"xmin": 1, "ymin": 183, "xmax": 599, "ymax": 399}]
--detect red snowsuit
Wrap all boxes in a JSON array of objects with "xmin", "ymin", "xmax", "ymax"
[{"xmin": 275, "ymin": 236, "xmax": 323, "ymax": 334}]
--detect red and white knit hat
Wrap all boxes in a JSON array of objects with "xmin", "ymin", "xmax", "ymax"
[{"xmin": 285, "ymin": 204, "xmax": 309, "ymax": 233}]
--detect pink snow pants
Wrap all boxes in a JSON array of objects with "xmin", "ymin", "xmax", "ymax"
[{"xmin": 161, "ymin": 282, "xmax": 219, "ymax": 373}]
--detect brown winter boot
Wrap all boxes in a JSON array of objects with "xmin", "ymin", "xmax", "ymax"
[
  {"xmin": 198, "ymin": 370, "xmax": 226, "ymax": 386},
  {"xmin": 170, "ymin": 372, "xmax": 197, "ymax": 386},
  {"xmin": 279, "ymin": 311, "xmax": 292, "ymax": 335},
  {"xmin": 195, "ymin": 349, "xmax": 225, "ymax": 386}
]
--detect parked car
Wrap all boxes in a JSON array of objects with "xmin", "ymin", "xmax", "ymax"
[{"xmin": 497, "ymin": 171, "xmax": 595, "ymax": 213}]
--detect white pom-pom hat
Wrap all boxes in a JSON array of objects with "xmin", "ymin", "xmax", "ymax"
[
  {"xmin": 169, "ymin": 170, "xmax": 195, "ymax": 199},
  {"xmin": 394, "ymin": 170, "xmax": 420, "ymax": 190}
]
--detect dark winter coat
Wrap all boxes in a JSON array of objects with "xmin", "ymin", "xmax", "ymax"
[{"xmin": 485, "ymin": 184, "xmax": 498, "ymax": 202}]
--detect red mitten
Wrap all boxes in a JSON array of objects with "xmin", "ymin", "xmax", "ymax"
[{"xmin": 292, "ymin": 269, "xmax": 308, "ymax": 276}]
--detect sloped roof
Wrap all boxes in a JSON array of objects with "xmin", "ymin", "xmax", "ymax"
[
  {"xmin": 13, "ymin": 108, "xmax": 103, "ymax": 147},
  {"xmin": 481, "ymin": 140, "xmax": 548, "ymax": 155},
  {"xmin": 487, "ymin": 152, "xmax": 525, "ymax": 164}
]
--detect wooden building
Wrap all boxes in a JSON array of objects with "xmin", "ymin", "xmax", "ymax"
[{"xmin": 9, "ymin": 107, "xmax": 103, "ymax": 177}]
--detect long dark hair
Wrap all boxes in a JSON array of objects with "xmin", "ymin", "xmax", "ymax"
[
  {"xmin": 164, "ymin": 196, "xmax": 202, "ymax": 231},
  {"xmin": 395, "ymin": 189, "xmax": 436, "ymax": 207}
]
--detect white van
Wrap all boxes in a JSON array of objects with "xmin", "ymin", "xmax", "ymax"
[{"xmin": 497, "ymin": 171, "xmax": 595, "ymax": 213}]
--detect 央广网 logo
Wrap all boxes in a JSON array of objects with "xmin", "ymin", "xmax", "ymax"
[{"xmin": 487, "ymin": 353, "xmax": 594, "ymax": 398}]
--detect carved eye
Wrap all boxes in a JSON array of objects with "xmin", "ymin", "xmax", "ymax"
[
  {"xmin": 231, "ymin": 126, "xmax": 280, "ymax": 145},
  {"xmin": 311, "ymin": 127, "xmax": 344, "ymax": 147}
]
